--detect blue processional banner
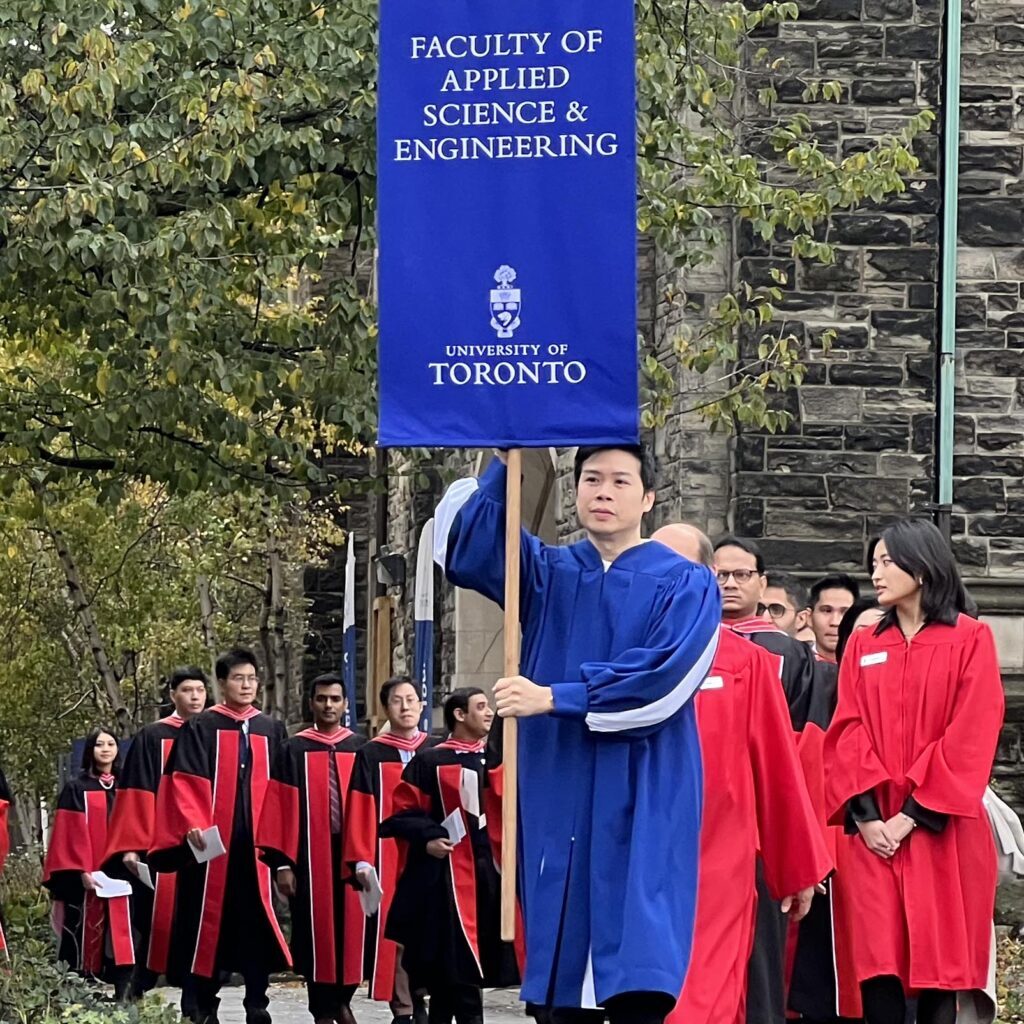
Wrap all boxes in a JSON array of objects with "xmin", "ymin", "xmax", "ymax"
[{"xmin": 377, "ymin": 0, "xmax": 638, "ymax": 448}]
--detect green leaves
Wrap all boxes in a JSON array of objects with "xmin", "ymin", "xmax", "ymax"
[{"xmin": 0, "ymin": 0, "xmax": 378, "ymax": 498}]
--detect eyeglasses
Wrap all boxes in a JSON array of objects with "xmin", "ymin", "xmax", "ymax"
[
  {"xmin": 764, "ymin": 603, "xmax": 790, "ymax": 618},
  {"xmin": 716, "ymin": 569, "xmax": 758, "ymax": 584}
]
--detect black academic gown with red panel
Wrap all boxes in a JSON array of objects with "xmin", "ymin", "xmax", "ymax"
[
  {"xmin": 824, "ymin": 615, "xmax": 1004, "ymax": 992},
  {"xmin": 343, "ymin": 731, "xmax": 435, "ymax": 1000},
  {"xmin": 257, "ymin": 726, "xmax": 366, "ymax": 987},
  {"xmin": 788, "ymin": 656, "xmax": 864, "ymax": 1022},
  {"xmin": 667, "ymin": 628, "xmax": 832, "ymax": 1024},
  {"xmin": 148, "ymin": 704, "xmax": 290, "ymax": 980},
  {"xmin": 102, "ymin": 714, "xmax": 185, "ymax": 977},
  {"xmin": 380, "ymin": 738, "xmax": 518, "ymax": 992},
  {"xmin": 726, "ymin": 616, "xmax": 823, "ymax": 1024},
  {"xmin": 43, "ymin": 775, "xmax": 135, "ymax": 978}
]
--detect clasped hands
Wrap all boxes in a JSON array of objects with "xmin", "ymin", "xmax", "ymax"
[
  {"xmin": 857, "ymin": 813, "xmax": 915, "ymax": 859},
  {"xmin": 494, "ymin": 675, "xmax": 554, "ymax": 718}
]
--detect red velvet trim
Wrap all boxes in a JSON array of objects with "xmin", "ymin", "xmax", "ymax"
[
  {"xmin": 147, "ymin": 872, "xmax": 177, "ymax": 974},
  {"xmin": 295, "ymin": 727, "xmax": 354, "ymax": 746},
  {"xmin": 104, "ymin": 787, "xmax": 156, "ymax": 861},
  {"xmin": 438, "ymin": 764, "xmax": 481, "ymax": 971},
  {"xmin": 210, "ymin": 703, "xmax": 261, "ymax": 722},
  {"xmin": 372, "ymin": 731, "xmax": 429, "ymax": 752}
]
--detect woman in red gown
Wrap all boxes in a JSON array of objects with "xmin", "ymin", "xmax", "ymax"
[{"xmin": 824, "ymin": 519, "xmax": 1004, "ymax": 1024}]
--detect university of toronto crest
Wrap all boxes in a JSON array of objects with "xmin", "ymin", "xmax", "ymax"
[{"xmin": 490, "ymin": 265, "xmax": 522, "ymax": 339}]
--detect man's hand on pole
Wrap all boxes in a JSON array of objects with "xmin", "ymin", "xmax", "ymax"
[{"xmin": 495, "ymin": 675, "xmax": 554, "ymax": 718}]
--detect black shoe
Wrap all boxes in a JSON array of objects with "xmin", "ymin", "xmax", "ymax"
[{"xmin": 246, "ymin": 1010, "xmax": 272, "ymax": 1024}]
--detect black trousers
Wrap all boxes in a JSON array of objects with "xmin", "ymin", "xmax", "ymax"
[
  {"xmin": 534, "ymin": 991, "xmax": 674, "ymax": 1024},
  {"xmin": 861, "ymin": 976, "xmax": 956, "ymax": 1024},
  {"xmin": 427, "ymin": 982, "xmax": 483, "ymax": 1024},
  {"xmin": 307, "ymin": 981, "xmax": 358, "ymax": 1020},
  {"xmin": 181, "ymin": 962, "xmax": 270, "ymax": 1018}
]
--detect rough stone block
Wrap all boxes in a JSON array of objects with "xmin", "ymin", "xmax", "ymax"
[
  {"xmin": 969, "ymin": 515, "xmax": 1024, "ymax": 537},
  {"xmin": 978, "ymin": 432, "xmax": 1024, "ymax": 453},
  {"xmin": 912, "ymin": 413, "xmax": 976, "ymax": 452},
  {"xmin": 738, "ymin": 472, "xmax": 829, "ymax": 498},
  {"xmin": 964, "ymin": 349, "xmax": 1023, "ymax": 376},
  {"xmin": 960, "ymin": 146, "xmax": 1024, "ymax": 174},
  {"xmin": 829, "ymin": 362, "xmax": 906, "ymax": 385},
  {"xmin": 956, "ymin": 454, "xmax": 1024, "ymax": 477},
  {"xmin": 865, "ymin": 248, "xmax": 937, "ymax": 282},
  {"xmin": 885, "ymin": 25, "xmax": 940, "ymax": 56},
  {"xmin": 845, "ymin": 424, "xmax": 912, "ymax": 451},
  {"xmin": 908, "ymin": 284, "xmax": 936, "ymax": 308},
  {"xmin": 851, "ymin": 79, "xmax": 917, "ymax": 104},
  {"xmin": 737, "ymin": 435, "xmax": 766, "ymax": 472},
  {"xmin": 952, "ymin": 536, "xmax": 990, "ymax": 568},
  {"xmin": 961, "ymin": 103, "xmax": 1016, "ymax": 131},
  {"xmin": 799, "ymin": 250, "xmax": 863, "ymax": 292},
  {"xmin": 865, "ymin": 0, "xmax": 913, "ymax": 17},
  {"xmin": 735, "ymin": 497, "xmax": 765, "ymax": 536},
  {"xmin": 960, "ymin": 200, "xmax": 1024, "ymax": 247},
  {"xmin": 957, "ymin": 295, "xmax": 989, "ymax": 327},
  {"xmin": 829, "ymin": 476, "xmax": 911, "ymax": 512},
  {"xmin": 871, "ymin": 309, "xmax": 937, "ymax": 347},
  {"xmin": 800, "ymin": 386, "xmax": 864, "ymax": 423},
  {"xmin": 767, "ymin": 450, "xmax": 879, "ymax": 474},
  {"xmin": 831, "ymin": 213, "xmax": 912, "ymax": 245},
  {"xmin": 798, "ymin": 0, "xmax": 864, "ymax": 19},
  {"xmin": 879, "ymin": 453, "xmax": 934, "ymax": 476},
  {"xmin": 765, "ymin": 509, "xmax": 866, "ymax": 539},
  {"xmin": 759, "ymin": 538, "xmax": 866, "ymax": 572},
  {"xmin": 954, "ymin": 477, "xmax": 1008, "ymax": 512}
]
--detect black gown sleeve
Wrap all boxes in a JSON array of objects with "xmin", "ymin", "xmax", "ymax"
[
  {"xmin": 900, "ymin": 794, "xmax": 949, "ymax": 833},
  {"xmin": 845, "ymin": 789, "xmax": 882, "ymax": 835}
]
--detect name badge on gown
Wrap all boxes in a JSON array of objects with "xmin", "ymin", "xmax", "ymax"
[{"xmin": 860, "ymin": 651, "xmax": 888, "ymax": 667}]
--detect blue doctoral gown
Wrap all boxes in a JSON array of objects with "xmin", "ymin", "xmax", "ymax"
[{"xmin": 435, "ymin": 461, "xmax": 721, "ymax": 1008}]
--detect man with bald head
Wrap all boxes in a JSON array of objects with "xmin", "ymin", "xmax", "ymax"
[{"xmin": 651, "ymin": 525, "xmax": 830, "ymax": 1024}]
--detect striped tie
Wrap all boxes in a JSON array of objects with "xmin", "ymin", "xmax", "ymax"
[{"xmin": 328, "ymin": 753, "xmax": 342, "ymax": 835}]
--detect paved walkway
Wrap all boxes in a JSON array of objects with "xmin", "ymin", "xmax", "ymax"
[{"xmin": 156, "ymin": 983, "xmax": 526, "ymax": 1024}]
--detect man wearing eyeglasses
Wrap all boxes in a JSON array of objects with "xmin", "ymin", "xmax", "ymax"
[
  {"xmin": 711, "ymin": 537, "xmax": 823, "ymax": 1024},
  {"xmin": 150, "ymin": 647, "xmax": 290, "ymax": 1024},
  {"xmin": 762, "ymin": 573, "xmax": 814, "ymax": 644}
]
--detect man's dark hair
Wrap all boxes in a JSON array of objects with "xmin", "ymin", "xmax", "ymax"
[
  {"xmin": 573, "ymin": 445, "xmax": 657, "ymax": 493},
  {"xmin": 809, "ymin": 573, "xmax": 861, "ymax": 609},
  {"xmin": 766, "ymin": 572, "xmax": 808, "ymax": 611},
  {"xmin": 81, "ymin": 726, "xmax": 122, "ymax": 778},
  {"xmin": 169, "ymin": 666, "xmax": 209, "ymax": 691},
  {"xmin": 310, "ymin": 672, "xmax": 345, "ymax": 700},
  {"xmin": 712, "ymin": 535, "xmax": 766, "ymax": 575},
  {"xmin": 380, "ymin": 674, "xmax": 415, "ymax": 709},
  {"xmin": 835, "ymin": 599, "xmax": 881, "ymax": 666},
  {"xmin": 877, "ymin": 519, "xmax": 970, "ymax": 629},
  {"xmin": 215, "ymin": 647, "xmax": 259, "ymax": 682},
  {"xmin": 444, "ymin": 686, "xmax": 485, "ymax": 734}
]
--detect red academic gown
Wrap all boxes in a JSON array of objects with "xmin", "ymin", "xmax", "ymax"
[
  {"xmin": 823, "ymin": 614, "xmax": 1004, "ymax": 991},
  {"xmin": 256, "ymin": 727, "xmax": 366, "ymax": 986},
  {"xmin": 43, "ymin": 775, "xmax": 135, "ymax": 977},
  {"xmin": 343, "ymin": 731, "xmax": 434, "ymax": 999},
  {"xmin": 148, "ymin": 704, "xmax": 291, "ymax": 979},
  {"xmin": 102, "ymin": 713, "xmax": 184, "ymax": 976},
  {"xmin": 668, "ymin": 628, "xmax": 832, "ymax": 1024}
]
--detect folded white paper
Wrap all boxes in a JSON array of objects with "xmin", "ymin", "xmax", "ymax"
[
  {"xmin": 90, "ymin": 871, "xmax": 133, "ymax": 899},
  {"xmin": 442, "ymin": 809, "xmax": 467, "ymax": 845},
  {"xmin": 189, "ymin": 825, "xmax": 227, "ymax": 864},
  {"xmin": 460, "ymin": 767, "xmax": 481, "ymax": 819},
  {"xmin": 135, "ymin": 863, "xmax": 155, "ymax": 890},
  {"xmin": 358, "ymin": 866, "xmax": 384, "ymax": 917}
]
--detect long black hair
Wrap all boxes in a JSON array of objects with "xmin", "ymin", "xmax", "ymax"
[
  {"xmin": 80, "ymin": 726, "xmax": 122, "ymax": 778},
  {"xmin": 836, "ymin": 599, "xmax": 882, "ymax": 666},
  {"xmin": 873, "ymin": 519, "xmax": 970, "ymax": 630}
]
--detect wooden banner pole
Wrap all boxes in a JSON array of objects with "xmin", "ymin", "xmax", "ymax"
[{"xmin": 501, "ymin": 448, "xmax": 522, "ymax": 942}]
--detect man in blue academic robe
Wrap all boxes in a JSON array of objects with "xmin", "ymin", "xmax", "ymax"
[{"xmin": 433, "ymin": 445, "xmax": 721, "ymax": 1024}]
